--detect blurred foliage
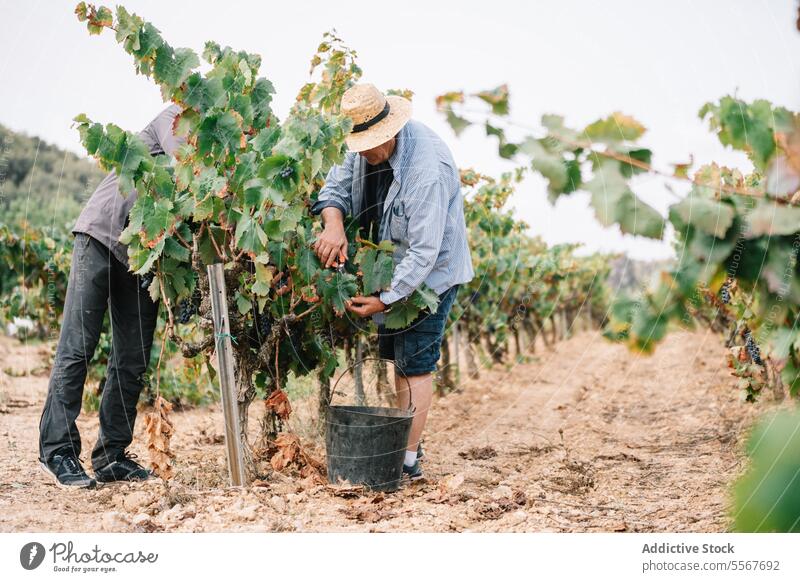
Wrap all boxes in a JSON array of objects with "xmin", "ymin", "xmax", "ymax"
[
  {"xmin": 438, "ymin": 87, "xmax": 800, "ymax": 401},
  {"xmin": 734, "ymin": 408, "xmax": 800, "ymax": 532}
]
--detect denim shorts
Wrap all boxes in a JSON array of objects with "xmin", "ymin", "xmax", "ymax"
[{"xmin": 378, "ymin": 285, "xmax": 459, "ymax": 377}]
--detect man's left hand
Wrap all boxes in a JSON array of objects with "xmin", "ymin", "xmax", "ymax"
[{"xmin": 346, "ymin": 295, "xmax": 386, "ymax": 318}]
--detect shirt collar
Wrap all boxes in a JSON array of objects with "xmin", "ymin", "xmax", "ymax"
[{"xmin": 387, "ymin": 122, "xmax": 410, "ymax": 177}]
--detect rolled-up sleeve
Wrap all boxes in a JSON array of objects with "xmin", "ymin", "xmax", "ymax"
[
  {"xmin": 380, "ymin": 179, "xmax": 447, "ymax": 305},
  {"xmin": 311, "ymin": 152, "xmax": 356, "ymax": 216}
]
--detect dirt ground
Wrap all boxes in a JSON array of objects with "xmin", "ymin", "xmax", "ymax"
[{"xmin": 0, "ymin": 329, "xmax": 768, "ymax": 532}]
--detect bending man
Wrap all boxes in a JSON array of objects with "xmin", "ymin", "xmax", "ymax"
[
  {"xmin": 38, "ymin": 105, "xmax": 183, "ymax": 488},
  {"xmin": 312, "ymin": 84, "xmax": 474, "ymax": 480}
]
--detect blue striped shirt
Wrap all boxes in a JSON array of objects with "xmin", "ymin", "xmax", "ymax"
[{"xmin": 312, "ymin": 119, "xmax": 474, "ymax": 306}]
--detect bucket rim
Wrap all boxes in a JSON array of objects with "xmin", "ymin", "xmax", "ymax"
[{"xmin": 327, "ymin": 404, "xmax": 414, "ymax": 419}]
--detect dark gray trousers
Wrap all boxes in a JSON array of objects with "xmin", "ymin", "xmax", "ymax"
[{"xmin": 38, "ymin": 233, "xmax": 159, "ymax": 470}]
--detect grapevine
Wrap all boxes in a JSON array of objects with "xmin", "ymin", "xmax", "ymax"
[
  {"xmin": 71, "ymin": 3, "xmax": 444, "ymax": 477},
  {"xmin": 436, "ymin": 85, "xmax": 800, "ymax": 399}
]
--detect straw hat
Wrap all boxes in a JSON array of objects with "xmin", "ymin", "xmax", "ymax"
[{"xmin": 341, "ymin": 84, "xmax": 412, "ymax": 152}]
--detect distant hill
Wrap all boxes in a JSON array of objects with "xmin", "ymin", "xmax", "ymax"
[
  {"xmin": 0, "ymin": 124, "xmax": 106, "ymax": 233},
  {"xmin": 607, "ymin": 255, "xmax": 674, "ymax": 293}
]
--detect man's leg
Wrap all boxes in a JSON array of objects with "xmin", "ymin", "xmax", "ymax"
[
  {"xmin": 39, "ymin": 234, "xmax": 110, "ymax": 463},
  {"xmin": 379, "ymin": 326, "xmax": 428, "ymax": 462},
  {"xmin": 392, "ymin": 285, "xmax": 460, "ymax": 469},
  {"xmin": 90, "ymin": 256, "xmax": 159, "ymax": 471},
  {"xmin": 395, "ymin": 372, "xmax": 433, "ymax": 453}
]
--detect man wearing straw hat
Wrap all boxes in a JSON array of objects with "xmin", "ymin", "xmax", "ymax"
[{"xmin": 312, "ymin": 84, "xmax": 474, "ymax": 481}]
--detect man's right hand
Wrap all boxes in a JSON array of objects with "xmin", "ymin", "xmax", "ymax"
[{"xmin": 314, "ymin": 207, "xmax": 348, "ymax": 267}]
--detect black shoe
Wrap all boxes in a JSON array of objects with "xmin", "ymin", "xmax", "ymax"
[
  {"xmin": 94, "ymin": 451, "xmax": 153, "ymax": 483},
  {"xmin": 402, "ymin": 460, "xmax": 424, "ymax": 481},
  {"xmin": 417, "ymin": 442, "xmax": 425, "ymax": 461},
  {"xmin": 40, "ymin": 449, "xmax": 96, "ymax": 489}
]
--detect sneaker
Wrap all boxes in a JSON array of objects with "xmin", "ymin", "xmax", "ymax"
[
  {"xmin": 402, "ymin": 459, "xmax": 424, "ymax": 481},
  {"xmin": 40, "ymin": 449, "xmax": 96, "ymax": 489},
  {"xmin": 94, "ymin": 451, "xmax": 153, "ymax": 483},
  {"xmin": 417, "ymin": 442, "xmax": 425, "ymax": 461}
]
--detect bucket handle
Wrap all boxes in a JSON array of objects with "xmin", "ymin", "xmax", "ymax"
[{"xmin": 329, "ymin": 356, "xmax": 415, "ymax": 413}]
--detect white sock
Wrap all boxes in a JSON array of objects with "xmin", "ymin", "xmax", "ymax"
[{"xmin": 404, "ymin": 450, "xmax": 417, "ymax": 467}]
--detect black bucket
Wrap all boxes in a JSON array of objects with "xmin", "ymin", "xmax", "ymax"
[{"xmin": 326, "ymin": 360, "xmax": 414, "ymax": 492}]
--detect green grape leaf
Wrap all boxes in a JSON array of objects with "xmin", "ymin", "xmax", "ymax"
[
  {"xmin": 383, "ymin": 301, "xmax": 422, "ymax": 330},
  {"xmin": 295, "ymin": 246, "xmax": 321, "ymax": 283},
  {"xmin": 153, "ymin": 44, "xmax": 199, "ymax": 93},
  {"xmin": 584, "ymin": 112, "xmax": 646, "ymax": 142},
  {"xmin": 235, "ymin": 292, "xmax": 252, "ymax": 315},
  {"xmin": 130, "ymin": 237, "xmax": 165, "ymax": 275},
  {"xmin": 114, "ymin": 6, "xmax": 142, "ymax": 51},
  {"xmin": 670, "ymin": 194, "xmax": 735, "ymax": 239},
  {"xmin": 586, "ymin": 161, "xmax": 664, "ymax": 239},
  {"xmin": 700, "ymin": 97, "xmax": 777, "ymax": 170},
  {"xmin": 617, "ymin": 146, "xmax": 652, "ymax": 177},
  {"xmin": 520, "ymin": 137, "xmax": 570, "ymax": 197},
  {"xmin": 410, "ymin": 285, "xmax": 440, "ymax": 312},
  {"xmin": 183, "ymin": 74, "xmax": 226, "ymax": 112},
  {"xmin": 445, "ymin": 110, "xmax": 471, "ymax": 136},
  {"xmin": 252, "ymin": 262, "xmax": 274, "ymax": 296},
  {"xmin": 234, "ymin": 213, "xmax": 268, "ymax": 254},
  {"xmin": 474, "ymin": 85, "xmax": 509, "ymax": 116},
  {"xmin": 318, "ymin": 270, "xmax": 357, "ymax": 315},
  {"xmin": 783, "ymin": 359, "xmax": 800, "ymax": 398},
  {"xmin": 746, "ymin": 201, "xmax": 800, "ymax": 236},
  {"xmin": 355, "ymin": 246, "xmax": 393, "ymax": 295},
  {"xmin": 197, "ymin": 110, "xmax": 242, "ymax": 157},
  {"xmin": 164, "ymin": 237, "xmax": 190, "ymax": 262}
]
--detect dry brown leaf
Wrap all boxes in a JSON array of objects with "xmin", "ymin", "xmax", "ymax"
[
  {"xmin": 471, "ymin": 498, "xmax": 519, "ymax": 521},
  {"xmin": 512, "ymin": 490, "xmax": 528, "ymax": 507},
  {"xmin": 143, "ymin": 396, "xmax": 175, "ymax": 480},
  {"xmin": 299, "ymin": 463, "xmax": 325, "ymax": 484},
  {"xmin": 340, "ymin": 494, "xmax": 395, "ymax": 523},
  {"xmin": 264, "ymin": 389, "xmax": 292, "ymax": 420},
  {"xmin": 442, "ymin": 472, "xmax": 465, "ymax": 492},
  {"xmin": 459, "ymin": 446, "xmax": 497, "ymax": 460},
  {"xmin": 326, "ymin": 481, "xmax": 367, "ymax": 498},
  {"xmin": 299, "ymin": 475, "xmax": 325, "ymax": 490},
  {"xmin": 426, "ymin": 472, "xmax": 466, "ymax": 504},
  {"xmin": 270, "ymin": 433, "xmax": 300, "ymax": 471},
  {"xmin": 341, "ymin": 506, "xmax": 386, "ymax": 523},
  {"xmin": 268, "ymin": 432, "xmax": 325, "ymax": 481}
]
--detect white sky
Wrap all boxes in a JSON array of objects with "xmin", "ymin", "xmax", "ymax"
[{"xmin": 2, "ymin": 0, "xmax": 799, "ymax": 259}]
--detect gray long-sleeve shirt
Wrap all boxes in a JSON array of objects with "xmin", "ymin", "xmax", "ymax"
[{"xmin": 73, "ymin": 105, "xmax": 184, "ymax": 266}]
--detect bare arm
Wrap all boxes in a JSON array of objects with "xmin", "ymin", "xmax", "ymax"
[{"xmin": 314, "ymin": 206, "xmax": 348, "ymax": 267}]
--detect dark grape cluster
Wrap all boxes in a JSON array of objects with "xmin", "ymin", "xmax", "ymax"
[
  {"xmin": 191, "ymin": 282, "xmax": 202, "ymax": 307},
  {"xmin": 140, "ymin": 271, "xmax": 154, "ymax": 291},
  {"xmin": 177, "ymin": 298, "xmax": 197, "ymax": 324},
  {"xmin": 720, "ymin": 280, "xmax": 731, "ymax": 304},
  {"xmin": 744, "ymin": 329, "xmax": 764, "ymax": 366},
  {"xmin": 279, "ymin": 166, "xmax": 294, "ymax": 179},
  {"xmin": 258, "ymin": 313, "xmax": 272, "ymax": 339}
]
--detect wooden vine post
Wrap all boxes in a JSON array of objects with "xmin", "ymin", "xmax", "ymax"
[
  {"xmin": 452, "ymin": 322, "xmax": 461, "ymax": 387},
  {"xmin": 207, "ymin": 263, "xmax": 248, "ymax": 487}
]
